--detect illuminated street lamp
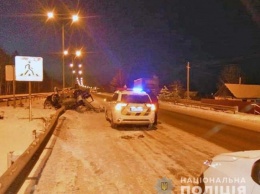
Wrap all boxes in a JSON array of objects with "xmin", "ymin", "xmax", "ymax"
[
  {"xmin": 72, "ymin": 15, "xmax": 79, "ymax": 22},
  {"xmin": 47, "ymin": 12, "xmax": 54, "ymax": 19},
  {"xmin": 47, "ymin": 11, "xmax": 80, "ymax": 89},
  {"xmin": 80, "ymin": 77, "xmax": 84, "ymax": 86},
  {"xmin": 71, "ymin": 68, "xmax": 76, "ymax": 86},
  {"xmin": 64, "ymin": 49, "xmax": 83, "ymax": 87},
  {"xmin": 64, "ymin": 50, "xmax": 69, "ymax": 55},
  {"xmin": 77, "ymin": 70, "xmax": 83, "ymax": 86},
  {"xmin": 75, "ymin": 50, "xmax": 81, "ymax": 57}
]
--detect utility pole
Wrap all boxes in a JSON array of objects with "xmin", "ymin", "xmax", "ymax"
[
  {"xmin": 62, "ymin": 24, "xmax": 65, "ymax": 89},
  {"xmin": 186, "ymin": 62, "xmax": 190, "ymax": 100}
]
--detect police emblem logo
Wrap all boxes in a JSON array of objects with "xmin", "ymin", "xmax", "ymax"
[
  {"xmin": 161, "ymin": 181, "xmax": 168, "ymax": 190},
  {"xmin": 155, "ymin": 177, "xmax": 174, "ymax": 193}
]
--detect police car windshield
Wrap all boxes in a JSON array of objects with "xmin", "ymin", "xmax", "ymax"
[{"xmin": 121, "ymin": 94, "xmax": 150, "ymax": 103}]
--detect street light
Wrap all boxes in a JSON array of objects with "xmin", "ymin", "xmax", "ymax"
[
  {"xmin": 64, "ymin": 50, "xmax": 69, "ymax": 55},
  {"xmin": 76, "ymin": 50, "xmax": 81, "ymax": 57},
  {"xmin": 47, "ymin": 12, "xmax": 54, "ymax": 19},
  {"xmin": 72, "ymin": 15, "xmax": 79, "ymax": 22},
  {"xmin": 67, "ymin": 49, "xmax": 83, "ymax": 87},
  {"xmin": 47, "ymin": 11, "xmax": 80, "ymax": 89},
  {"xmin": 70, "ymin": 66, "xmax": 76, "ymax": 87}
]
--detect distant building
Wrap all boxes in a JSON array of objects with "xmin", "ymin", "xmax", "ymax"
[
  {"xmin": 214, "ymin": 84, "xmax": 260, "ymax": 102},
  {"xmin": 202, "ymin": 84, "xmax": 260, "ymax": 114}
]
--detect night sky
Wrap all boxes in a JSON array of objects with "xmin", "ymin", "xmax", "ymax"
[{"xmin": 0, "ymin": 0, "xmax": 259, "ymax": 94}]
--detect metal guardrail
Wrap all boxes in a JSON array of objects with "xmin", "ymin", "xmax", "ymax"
[
  {"xmin": 0, "ymin": 93, "xmax": 50, "ymax": 107},
  {"xmin": 175, "ymin": 100, "xmax": 238, "ymax": 114},
  {"xmin": 159, "ymin": 98, "xmax": 239, "ymax": 114},
  {"xmin": 251, "ymin": 103, "xmax": 260, "ymax": 115},
  {"xmin": 0, "ymin": 106, "xmax": 65, "ymax": 194}
]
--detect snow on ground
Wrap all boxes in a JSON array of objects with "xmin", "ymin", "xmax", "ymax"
[
  {"xmin": 0, "ymin": 96, "xmax": 259, "ymax": 193},
  {"xmin": 0, "ymin": 99, "xmax": 56, "ymax": 176},
  {"xmin": 32, "ymin": 97, "xmax": 259, "ymax": 194},
  {"xmin": 33, "ymin": 110, "xmax": 230, "ymax": 194},
  {"xmin": 159, "ymin": 101, "xmax": 260, "ymax": 132}
]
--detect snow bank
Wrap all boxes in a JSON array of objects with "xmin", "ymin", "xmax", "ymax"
[
  {"xmin": 159, "ymin": 101, "xmax": 260, "ymax": 132},
  {"xmin": 0, "ymin": 99, "xmax": 56, "ymax": 176}
]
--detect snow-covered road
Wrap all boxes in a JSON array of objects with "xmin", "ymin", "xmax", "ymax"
[
  {"xmin": 33, "ymin": 106, "xmax": 233, "ymax": 193},
  {"xmin": 1, "ymin": 96, "xmax": 259, "ymax": 193}
]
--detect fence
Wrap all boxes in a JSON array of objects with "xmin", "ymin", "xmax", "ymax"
[
  {"xmin": 0, "ymin": 93, "xmax": 49, "ymax": 107},
  {"xmin": 251, "ymin": 103, "xmax": 260, "ymax": 115},
  {"xmin": 201, "ymin": 99, "xmax": 260, "ymax": 115},
  {"xmin": 168, "ymin": 99, "xmax": 239, "ymax": 114}
]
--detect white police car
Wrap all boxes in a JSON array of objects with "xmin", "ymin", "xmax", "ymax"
[
  {"xmin": 198, "ymin": 150, "xmax": 260, "ymax": 194},
  {"xmin": 105, "ymin": 88, "xmax": 156, "ymax": 128}
]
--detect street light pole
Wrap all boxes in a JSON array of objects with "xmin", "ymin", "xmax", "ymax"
[
  {"xmin": 186, "ymin": 62, "xmax": 190, "ymax": 100},
  {"xmin": 47, "ymin": 11, "xmax": 79, "ymax": 89},
  {"xmin": 62, "ymin": 23, "xmax": 65, "ymax": 89}
]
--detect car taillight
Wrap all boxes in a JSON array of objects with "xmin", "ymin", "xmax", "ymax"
[
  {"xmin": 146, "ymin": 103, "xmax": 156, "ymax": 111},
  {"xmin": 115, "ymin": 103, "xmax": 127, "ymax": 110}
]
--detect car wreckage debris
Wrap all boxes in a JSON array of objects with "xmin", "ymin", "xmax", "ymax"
[{"xmin": 43, "ymin": 88, "xmax": 104, "ymax": 113}]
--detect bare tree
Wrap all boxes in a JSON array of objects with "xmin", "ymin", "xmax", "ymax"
[
  {"xmin": 168, "ymin": 80, "xmax": 184, "ymax": 99},
  {"xmin": 0, "ymin": 48, "xmax": 13, "ymax": 95},
  {"xmin": 109, "ymin": 69, "xmax": 127, "ymax": 92},
  {"xmin": 217, "ymin": 64, "xmax": 245, "ymax": 88}
]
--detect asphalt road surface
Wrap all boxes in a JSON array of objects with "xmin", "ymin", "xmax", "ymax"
[{"xmin": 158, "ymin": 109, "xmax": 260, "ymax": 151}]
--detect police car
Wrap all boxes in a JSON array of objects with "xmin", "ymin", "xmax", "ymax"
[
  {"xmin": 105, "ymin": 88, "xmax": 156, "ymax": 128},
  {"xmin": 198, "ymin": 150, "xmax": 260, "ymax": 194}
]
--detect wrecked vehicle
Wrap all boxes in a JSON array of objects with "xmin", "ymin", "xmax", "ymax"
[{"xmin": 44, "ymin": 87, "xmax": 104, "ymax": 113}]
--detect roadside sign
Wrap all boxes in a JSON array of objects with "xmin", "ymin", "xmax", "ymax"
[
  {"xmin": 15, "ymin": 56, "xmax": 43, "ymax": 81},
  {"xmin": 5, "ymin": 65, "xmax": 14, "ymax": 81}
]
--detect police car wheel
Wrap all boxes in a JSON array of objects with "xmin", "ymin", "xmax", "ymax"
[
  {"xmin": 111, "ymin": 123, "xmax": 117, "ymax": 128},
  {"xmin": 148, "ymin": 123, "xmax": 153, "ymax": 129},
  {"xmin": 111, "ymin": 117, "xmax": 117, "ymax": 128},
  {"xmin": 105, "ymin": 110, "xmax": 110, "ymax": 121}
]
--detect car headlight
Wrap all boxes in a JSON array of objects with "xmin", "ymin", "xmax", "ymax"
[
  {"xmin": 203, "ymin": 159, "xmax": 212, "ymax": 167},
  {"xmin": 146, "ymin": 103, "xmax": 156, "ymax": 111},
  {"xmin": 115, "ymin": 103, "xmax": 127, "ymax": 111},
  {"xmin": 200, "ymin": 159, "xmax": 212, "ymax": 175},
  {"xmin": 197, "ymin": 159, "xmax": 212, "ymax": 193}
]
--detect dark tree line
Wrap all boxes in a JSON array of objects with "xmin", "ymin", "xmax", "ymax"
[{"xmin": 107, "ymin": 63, "xmax": 248, "ymax": 98}]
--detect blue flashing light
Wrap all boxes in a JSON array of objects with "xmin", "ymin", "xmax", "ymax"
[{"xmin": 133, "ymin": 87, "xmax": 143, "ymax": 92}]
